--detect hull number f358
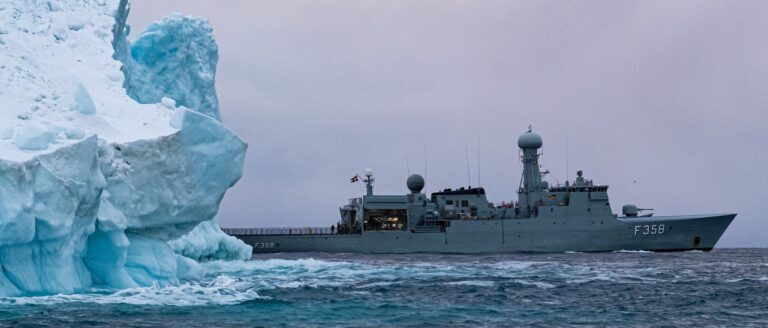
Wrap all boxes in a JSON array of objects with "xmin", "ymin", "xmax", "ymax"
[
  {"xmin": 254, "ymin": 242, "xmax": 276, "ymax": 248},
  {"xmin": 634, "ymin": 224, "xmax": 665, "ymax": 236}
]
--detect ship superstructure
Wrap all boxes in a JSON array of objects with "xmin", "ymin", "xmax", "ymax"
[{"xmin": 226, "ymin": 130, "xmax": 735, "ymax": 253}]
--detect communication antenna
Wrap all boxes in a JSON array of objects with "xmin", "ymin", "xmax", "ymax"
[
  {"xmin": 465, "ymin": 145, "xmax": 471, "ymax": 186},
  {"xmin": 406, "ymin": 157, "xmax": 410, "ymax": 176},
  {"xmin": 424, "ymin": 148, "xmax": 428, "ymax": 192},
  {"xmin": 477, "ymin": 148, "xmax": 481, "ymax": 187},
  {"xmin": 566, "ymin": 134, "xmax": 570, "ymax": 183}
]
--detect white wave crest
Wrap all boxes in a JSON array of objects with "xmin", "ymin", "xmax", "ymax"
[
  {"xmin": 613, "ymin": 250, "xmax": 653, "ymax": 253},
  {"xmin": 489, "ymin": 261, "xmax": 540, "ymax": 270},
  {"xmin": 513, "ymin": 279, "xmax": 556, "ymax": 289},
  {"xmin": 0, "ymin": 275, "xmax": 263, "ymax": 306},
  {"xmin": 445, "ymin": 280, "xmax": 496, "ymax": 287}
]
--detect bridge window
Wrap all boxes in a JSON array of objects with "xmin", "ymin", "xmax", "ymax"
[
  {"xmin": 364, "ymin": 209, "xmax": 407, "ymax": 231},
  {"xmin": 461, "ymin": 200, "xmax": 469, "ymax": 207}
]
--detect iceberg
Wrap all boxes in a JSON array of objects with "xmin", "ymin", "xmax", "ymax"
[
  {"xmin": 120, "ymin": 13, "xmax": 222, "ymax": 121},
  {"xmin": 169, "ymin": 218, "xmax": 253, "ymax": 262},
  {"xmin": 0, "ymin": 0, "xmax": 251, "ymax": 296}
]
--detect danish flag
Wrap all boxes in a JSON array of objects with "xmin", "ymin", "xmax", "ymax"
[{"xmin": 350, "ymin": 175, "xmax": 359, "ymax": 183}]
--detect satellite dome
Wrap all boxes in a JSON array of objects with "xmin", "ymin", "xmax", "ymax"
[
  {"xmin": 518, "ymin": 131, "xmax": 543, "ymax": 149},
  {"xmin": 406, "ymin": 174, "xmax": 425, "ymax": 193}
]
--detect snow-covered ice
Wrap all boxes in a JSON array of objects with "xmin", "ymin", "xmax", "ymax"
[
  {"xmin": 0, "ymin": 0, "xmax": 251, "ymax": 296},
  {"xmin": 169, "ymin": 218, "xmax": 253, "ymax": 262}
]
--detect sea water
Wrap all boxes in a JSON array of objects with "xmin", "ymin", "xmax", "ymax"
[{"xmin": 1, "ymin": 249, "xmax": 766, "ymax": 327}]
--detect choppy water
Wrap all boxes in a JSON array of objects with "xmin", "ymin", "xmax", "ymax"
[{"xmin": 1, "ymin": 249, "xmax": 766, "ymax": 327}]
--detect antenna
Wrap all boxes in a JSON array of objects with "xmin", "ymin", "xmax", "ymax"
[
  {"xmin": 424, "ymin": 148, "xmax": 428, "ymax": 192},
  {"xmin": 406, "ymin": 157, "xmax": 410, "ymax": 176},
  {"xmin": 465, "ymin": 145, "xmax": 471, "ymax": 186},
  {"xmin": 565, "ymin": 134, "xmax": 569, "ymax": 183},
  {"xmin": 477, "ymin": 147, "xmax": 481, "ymax": 187}
]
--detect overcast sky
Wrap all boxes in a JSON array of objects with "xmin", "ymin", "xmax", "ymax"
[{"xmin": 129, "ymin": 1, "xmax": 768, "ymax": 247}]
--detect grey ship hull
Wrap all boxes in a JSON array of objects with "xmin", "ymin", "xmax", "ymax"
[{"xmin": 234, "ymin": 213, "xmax": 734, "ymax": 254}]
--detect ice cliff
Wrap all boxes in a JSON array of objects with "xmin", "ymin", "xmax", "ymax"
[{"xmin": 0, "ymin": 0, "xmax": 251, "ymax": 296}]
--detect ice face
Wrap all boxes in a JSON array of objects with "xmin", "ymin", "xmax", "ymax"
[
  {"xmin": 120, "ymin": 13, "xmax": 222, "ymax": 121},
  {"xmin": 169, "ymin": 218, "xmax": 253, "ymax": 262},
  {"xmin": 71, "ymin": 83, "xmax": 97, "ymax": 115},
  {"xmin": 0, "ymin": 0, "xmax": 251, "ymax": 296}
]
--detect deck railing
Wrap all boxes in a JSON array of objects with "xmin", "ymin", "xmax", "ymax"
[{"xmin": 222, "ymin": 227, "xmax": 337, "ymax": 236}]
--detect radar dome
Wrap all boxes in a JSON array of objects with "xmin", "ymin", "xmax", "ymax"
[
  {"xmin": 518, "ymin": 131, "xmax": 543, "ymax": 149},
  {"xmin": 407, "ymin": 174, "xmax": 425, "ymax": 193}
]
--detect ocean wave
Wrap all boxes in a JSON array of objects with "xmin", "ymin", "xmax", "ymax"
[
  {"xmin": 0, "ymin": 275, "xmax": 263, "ymax": 306},
  {"xmin": 445, "ymin": 280, "xmax": 496, "ymax": 287},
  {"xmin": 728, "ymin": 277, "xmax": 768, "ymax": 283},
  {"xmin": 202, "ymin": 258, "xmax": 356, "ymax": 274},
  {"xmin": 2, "ymin": 250, "xmax": 766, "ymax": 327},
  {"xmin": 488, "ymin": 260, "xmax": 541, "ymax": 270},
  {"xmin": 513, "ymin": 279, "xmax": 556, "ymax": 289},
  {"xmin": 612, "ymin": 250, "xmax": 653, "ymax": 253},
  {"xmin": 355, "ymin": 281, "xmax": 398, "ymax": 289},
  {"xmin": 1, "ymin": 251, "xmax": 763, "ymax": 308}
]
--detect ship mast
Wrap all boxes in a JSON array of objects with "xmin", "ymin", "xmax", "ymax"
[
  {"xmin": 517, "ymin": 127, "xmax": 544, "ymax": 217},
  {"xmin": 364, "ymin": 168, "xmax": 374, "ymax": 196}
]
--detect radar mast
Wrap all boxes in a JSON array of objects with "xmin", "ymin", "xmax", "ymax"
[{"xmin": 517, "ymin": 127, "xmax": 544, "ymax": 217}]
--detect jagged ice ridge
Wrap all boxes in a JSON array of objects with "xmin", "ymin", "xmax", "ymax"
[{"xmin": 0, "ymin": 0, "xmax": 251, "ymax": 296}]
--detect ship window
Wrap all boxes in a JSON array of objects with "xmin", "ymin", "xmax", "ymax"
[
  {"xmin": 363, "ymin": 209, "xmax": 407, "ymax": 231},
  {"xmin": 461, "ymin": 200, "xmax": 469, "ymax": 207},
  {"xmin": 446, "ymin": 200, "xmax": 453, "ymax": 205}
]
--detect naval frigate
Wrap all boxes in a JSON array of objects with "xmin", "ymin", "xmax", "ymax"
[{"xmin": 225, "ymin": 130, "xmax": 735, "ymax": 254}]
